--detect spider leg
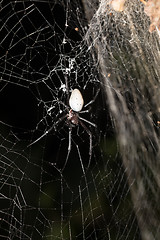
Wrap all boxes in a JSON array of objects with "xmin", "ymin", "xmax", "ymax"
[
  {"xmin": 83, "ymin": 88, "xmax": 100, "ymax": 108},
  {"xmin": 79, "ymin": 109, "xmax": 90, "ymax": 114},
  {"xmin": 28, "ymin": 114, "xmax": 67, "ymax": 147},
  {"xmin": 68, "ymin": 126, "xmax": 72, "ymax": 152},
  {"xmin": 79, "ymin": 116, "xmax": 96, "ymax": 128},
  {"xmin": 62, "ymin": 126, "xmax": 72, "ymax": 172},
  {"xmin": 79, "ymin": 120, "xmax": 92, "ymax": 169}
]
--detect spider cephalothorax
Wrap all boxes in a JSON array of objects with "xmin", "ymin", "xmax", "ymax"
[{"xmin": 67, "ymin": 109, "xmax": 79, "ymax": 125}]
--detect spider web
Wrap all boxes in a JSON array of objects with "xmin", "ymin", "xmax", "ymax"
[{"xmin": 0, "ymin": 0, "xmax": 160, "ymax": 239}]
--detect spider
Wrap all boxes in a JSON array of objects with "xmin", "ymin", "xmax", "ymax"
[{"xmin": 28, "ymin": 88, "xmax": 98, "ymax": 170}]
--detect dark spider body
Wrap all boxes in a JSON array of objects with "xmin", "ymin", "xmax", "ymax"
[{"xmin": 67, "ymin": 109, "xmax": 79, "ymax": 125}]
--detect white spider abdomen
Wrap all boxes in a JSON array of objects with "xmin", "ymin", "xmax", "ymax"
[{"xmin": 69, "ymin": 89, "xmax": 84, "ymax": 112}]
